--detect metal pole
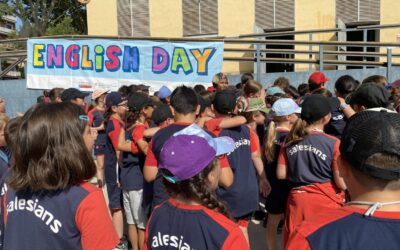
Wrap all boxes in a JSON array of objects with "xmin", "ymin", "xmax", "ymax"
[
  {"xmin": 387, "ymin": 47, "xmax": 393, "ymax": 83},
  {"xmin": 309, "ymin": 33, "xmax": 313, "ymax": 71},
  {"xmin": 319, "ymin": 45, "xmax": 324, "ymax": 71},
  {"xmin": 256, "ymin": 43, "xmax": 261, "ymax": 82},
  {"xmin": 363, "ymin": 29, "xmax": 367, "ymax": 69}
]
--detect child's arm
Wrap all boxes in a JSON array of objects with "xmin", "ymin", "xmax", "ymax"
[
  {"xmin": 332, "ymin": 141, "xmax": 347, "ymax": 190},
  {"xmin": 219, "ymin": 116, "xmax": 247, "ymax": 129},
  {"xmin": 144, "ymin": 127, "xmax": 160, "ymax": 138},
  {"xmin": 136, "ymin": 139, "xmax": 149, "ymax": 155},
  {"xmin": 251, "ymin": 152, "xmax": 271, "ymax": 197},
  {"xmin": 117, "ymin": 129, "xmax": 132, "ymax": 152},
  {"xmin": 276, "ymin": 146, "xmax": 288, "ymax": 180}
]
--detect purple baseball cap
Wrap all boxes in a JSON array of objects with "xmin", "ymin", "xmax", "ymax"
[{"xmin": 159, "ymin": 124, "xmax": 235, "ymax": 182}]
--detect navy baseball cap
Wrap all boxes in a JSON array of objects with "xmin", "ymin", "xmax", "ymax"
[
  {"xmin": 213, "ymin": 90, "xmax": 237, "ymax": 115},
  {"xmin": 340, "ymin": 111, "xmax": 400, "ymax": 180},
  {"xmin": 105, "ymin": 92, "xmax": 125, "ymax": 109},
  {"xmin": 349, "ymin": 82, "xmax": 390, "ymax": 109},
  {"xmin": 301, "ymin": 94, "xmax": 339, "ymax": 123},
  {"xmin": 61, "ymin": 88, "xmax": 89, "ymax": 102}
]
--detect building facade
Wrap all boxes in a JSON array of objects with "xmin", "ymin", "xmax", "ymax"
[{"xmin": 86, "ymin": 0, "xmax": 400, "ymax": 73}]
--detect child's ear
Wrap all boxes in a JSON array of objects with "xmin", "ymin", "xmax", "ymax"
[{"xmin": 170, "ymin": 106, "xmax": 176, "ymax": 117}]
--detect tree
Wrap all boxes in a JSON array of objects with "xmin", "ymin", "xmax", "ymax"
[
  {"xmin": 0, "ymin": 0, "xmax": 87, "ymax": 37},
  {"xmin": 45, "ymin": 16, "xmax": 79, "ymax": 36}
]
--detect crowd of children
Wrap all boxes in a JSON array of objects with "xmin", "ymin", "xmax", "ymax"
[{"xmin": 0, "ymin": 71, "xmax": 399, "ymax": 250}]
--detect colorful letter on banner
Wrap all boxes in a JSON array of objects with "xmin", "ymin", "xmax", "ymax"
[{"xmin": 27, "ymin": 39, "xmax": 224, "ymax": 91}]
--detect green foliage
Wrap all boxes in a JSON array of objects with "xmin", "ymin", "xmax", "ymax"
[
  {"xmin": 1, "ymin": 0, "xmax": 87, "ymax": 37},
  {"xmin": 45, "ymin": 16, "xmax": 79, "ymax": 36}
]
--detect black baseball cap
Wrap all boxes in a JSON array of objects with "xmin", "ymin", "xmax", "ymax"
[
  {"xmin": 301, "ymin": 94, "xmax": 339, "ymax": 123},
  {"xmin": 212, "ymin": 90, "xmax": 237, "ymax": 115},
  {"xmin": 151, "ymin": 104, "xmax": 173, "ymax": 125},
  {"xmin": 61, "ymin": 88, "xmax": 89, "ymax": 102},
  {"xmin": 340, "ymin": 111, "xmax": 400, "ymax": 180},
  {"xmin": 349, "ymin": 82, "xmax": 390, "ymax": 109},
  {"xmin": 128, "ymin": 92, "xmax": 153, "ymax": 112}
]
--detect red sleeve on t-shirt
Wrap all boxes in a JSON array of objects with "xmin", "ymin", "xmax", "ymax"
[
  {"xmin": 219, "ymin": 155, "xmax": 230, "ymax": 169},
  {"xmin": 331, "ymin": 140, "xmax": 341, "ymax": 172},
  {"xmin": 87, "ymin": 109, "xmax": 94, "ymax": 126},
  {"xmin": 277, "ymin": 145, "xmax": 288, "ymax": 165},
  {"xmin": 130, "ymin": 125, "xmax": 146, "ymax": 154},
  {"xmin": 222, "ymin": 227, "xmax": 249, "ymax": 250},
  {"xmin": 205, "ymin": 118, "xmax": 223, "ymax": 136},
  {"xmin": 132, "ymin": 124, "xmax": 146, "ymax": 143},
  {"xmin": 108, "ymin": 119, "xmax": 121, "ymax": 151},
  {"xmin": 76, "ymin": 183, "xmax": 120, "ymax": 250},
  {"xmin": 249, "ymin": 129, "xmax": 260, "ymax": 154},
  {"xmin": 286, "ymin": 230, "xmax": 312, "ymax": 250},
  {"xmin": 144, "ymin": 141, "xmax": 158, "ymax": 167}
]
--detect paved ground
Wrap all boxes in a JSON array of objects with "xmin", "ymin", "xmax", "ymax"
[{"xmin": 249, "ymin": 220, "xmax": 283, "ymax": 250}]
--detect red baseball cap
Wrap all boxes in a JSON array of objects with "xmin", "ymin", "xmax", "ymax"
[{"xmin": 309, "ymin": 71, "xmax": 329, "ymax": 85}]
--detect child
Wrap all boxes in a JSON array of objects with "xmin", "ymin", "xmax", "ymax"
[
  {"xmin": 144, "ymin": 124, "xmax": 249, "ymax": 250},
  {"xmin": 287, "ymin": 111, "xmax": 400, "ymax": 249},
  {"xmin": 211, "ymin": 90, "xmax": 263, "ymax": 243},
  {"xmin": 2, "ymin": 102, "xmax": 118, "ymax": 249},
  {"xmin": 277, "ymin": 95, "xmax": 347, "ymax": 245},
  {"xmin": 0, "ymin": 114, "xmax": 10, "ymax": 180},
  {"xmin": 263, "ymin": 98, "xmax": 300, "ymax": 250},
  {"xmin": 103, "ymin": 92, "xmax": 128, "ymax": 249},
  {"xmin": 118, "ymin": 92, "xmax": 154, "ymax": 250},
  {"xmin": 88, "ymin": 88, "xmax": 109, "ymax": 187}
]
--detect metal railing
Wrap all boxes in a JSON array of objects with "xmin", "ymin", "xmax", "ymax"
[{"xmin": 1, "ymin": 23, "xmax": 400, "ymax": 81}]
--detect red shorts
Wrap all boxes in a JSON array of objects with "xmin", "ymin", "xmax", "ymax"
[{"xmin": 283, "ymin": 182, "xmax": 344, "ymax": 247}]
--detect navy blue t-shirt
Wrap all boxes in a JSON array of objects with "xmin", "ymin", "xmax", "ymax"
[
  {"xmin": 217, "ymin": 125, "xmax": 259, "ymax": 218},
  {"xmin": 0, "ymin": 147, "xmax": 11, "ymax": 182},
  {"xmin": 287, "ymin": 206, "xmax": 400, "ymax": 250},
  {"xmin": 104, "ymin": 117, "xmax": 123, "ymax": 184},
  {"xmin": 145, "ymin": 198, "xmax": 248, "ymax": 250},
  {"xmin": 88, "ymin": 108, "xmax": 107, "ymax": 145},
  {"xmin": 121, "ymin": 126, "xmax": 145, "ymax": 191},
  {"xmin": 325, "ymin": 110, "xmax": 346, "ymax": 138},
  {"xmin": 145, "ymin": 123, "xmax": 192, "ymax": 209},
  {"xmin": 279, "ymin": 132, "xmax": 340, "ymax": 186},
  {"xmin": 2, "ymin": 183, "xmax": 119, "ymax": 250}
]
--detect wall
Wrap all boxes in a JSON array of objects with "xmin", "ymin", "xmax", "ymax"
[
  {"xmin": 294, "ymin": 0, "xmax": 337, "ymax": 71},
  {"xmin": 218, "ymin": 0, "xmax": 255, "ymax": 74},
  {"xmin": 0, "ymin": 80, "xmax": 42, "ymax": 117},
  {"xmin": 380, "ymin": 0, "xmax": 400, "ymax": 64},
  {"xmin": 149, "ymin": 0, "xmax": 183, "ymax": 37},
  {"xmin": 86, "ymin": 0, "xmax": 118, "ymax": 36}
]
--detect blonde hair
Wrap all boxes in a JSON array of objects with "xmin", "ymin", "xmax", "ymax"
[
  {"xmin": 0, "ymin": 113, "xmax": 9, "ymax": 130},
  {"xmin": 212, "ymin": 73, "xmax": 228, "ymax": 85},
  {"xmin": 285, "ymin": 118, "xmax": 308, "ymax": 146},
  {"xmin": 264, "ymin": 116, "xmax": 288, "ymax": 162}
]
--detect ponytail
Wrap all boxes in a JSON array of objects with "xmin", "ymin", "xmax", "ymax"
[
  {"xmin": 163, "ymin": 160, "xmax": 232, "ymax": 220},
  {"xmin": 264, "ymin": 121, "xmax": 277, "ymax": 163},
  {"xmin": 103, "ymin": 108, "xmax": 113, "ymax": 127},
  {"xmin": 286, "ymin": 118, "xmax": 307, "ymax": 145}
]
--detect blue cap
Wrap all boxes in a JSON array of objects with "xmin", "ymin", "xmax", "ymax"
[
  {"xmin": 267, "ymin": 86, "xmax": 285, "ymax": 96},
  {"xmin": 271, "ymin": 98, "xmax": 301, "ymax": 116},
  {"xmin": 105, "ymin": 92, "xmax": 125, "ymax": 109},
  {"xmin": 159, "ymin": 124, "xmax": 235, "ymax": 182},
  {"xmin": 158, "ymin": 86, "xmax": 172, "ymax": 99}
]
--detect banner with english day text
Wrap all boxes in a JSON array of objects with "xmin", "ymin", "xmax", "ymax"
[{"xmin": 27, "ymin": 39, "xmax": 224, "ymax": 92}]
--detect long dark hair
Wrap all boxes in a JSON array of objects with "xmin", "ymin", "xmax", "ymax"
[
  {"xmin": 162, "ymin": 160, "xmax": 231, "ymax": 219},
  {"xmin": 8, "ymin": 103, "xmax": 96, "ymax": 191}
]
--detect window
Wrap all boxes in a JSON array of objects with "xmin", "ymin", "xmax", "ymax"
[
  {"xmin": 117, "ymin": 0, "xmax": 150, "ymax": 37},
  {"xmin": 336, "ymin": 0, "xmax": 380, "ymax": 24},
  {"xmin": 255, "ymin": 0, "xmax": 294, "ymax": 30},
  {"xmin": 183, "ymin": 0, "xmax": 218, "ymax": 36}
]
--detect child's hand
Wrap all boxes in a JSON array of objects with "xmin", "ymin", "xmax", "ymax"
[{"xmin": 259, "ymin": 177, "xmax": 271, "ymax": 197}]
